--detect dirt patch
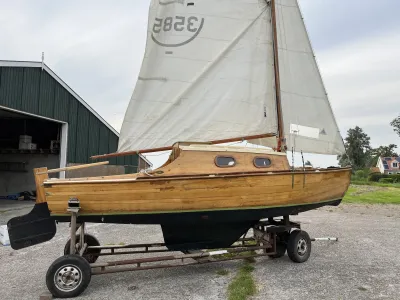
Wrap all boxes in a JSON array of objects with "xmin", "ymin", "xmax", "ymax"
[{"xmin": 348, "ymin": 184, "xmax": 387, "ymax": 195}]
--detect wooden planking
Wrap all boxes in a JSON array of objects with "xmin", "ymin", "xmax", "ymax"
[
  {"xmin": 46, "ymin": 169, "xmax": 342, "ymax": 193},
  {"xmin": 51, "ymin": 148, "xmax": 291, "ymax": 182},
  {"xmin": 47, "ymin": 167, "xmax": 343, "ymax": 187},
  {"xmin": 47, "ymin": 188, "xmax": 341, "ymax": 213},
  {"xmin": 34, "ymin": 167, "xmax": 49, "ymax": 203},
  {"xmin": 155, "ymin": 150, "xmax": 290, "ymax": 176},
  {"xmin": 45, "ymin": 169, "xmax": 351, "ymax": 214},
  {"xmin": 46, "ymin": 168, "xmax": 347, "ymax": 194}
]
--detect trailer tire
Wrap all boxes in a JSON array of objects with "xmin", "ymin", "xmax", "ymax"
[
  {"xmin": 46, "ymin": 254, "xmax": 91, "ymax": 298},
  {"xmin": 64, "ymin": 234, "xmax": 101, "ymax": 263},
  {"xmin": 287, "ymin": 230, "xmax": 311, "ymax": 263}
]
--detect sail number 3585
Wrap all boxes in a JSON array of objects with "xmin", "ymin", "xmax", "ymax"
[{"xmin": 153, "ymin": 16, "xmax": 200, "ymax": 33}]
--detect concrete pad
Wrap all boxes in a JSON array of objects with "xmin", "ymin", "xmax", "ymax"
[{"xmin": 0, "ymin": 204, "xmax": 399, "ymax": 299}]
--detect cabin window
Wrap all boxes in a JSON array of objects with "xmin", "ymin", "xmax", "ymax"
[
  {"xmin": 253, "ymin": 157, "xmax": 272, "ymax": 168},
  {"xmin": 393, "ymin": 162, "xmax": 398, "ymax": 168},
  {"xmin": 215, "ymin": 156, "xmax": 236, "ymax": 167}
]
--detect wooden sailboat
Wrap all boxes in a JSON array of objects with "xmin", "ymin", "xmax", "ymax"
[{"xmin": 8, "ymin": 0, "xmax": 351, "ymax": 253}]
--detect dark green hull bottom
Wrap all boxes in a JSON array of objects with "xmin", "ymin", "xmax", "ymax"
[{"xmin": 7, "ymin": 199, "xmax": 341, "ymax": 251}]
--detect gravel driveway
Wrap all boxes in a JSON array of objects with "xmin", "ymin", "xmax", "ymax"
[{"xmin": 0, "ymin": 202, "xmax": 399, "ymax": 300}]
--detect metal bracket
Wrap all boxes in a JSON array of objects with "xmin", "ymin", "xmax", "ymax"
[
  {"xmin": 67, "ymin": 198, "xmax": 81, "ymax": 214},
  {"xmin": 67, "ymin": 198, "xmax": 80, "ymax": 254}
]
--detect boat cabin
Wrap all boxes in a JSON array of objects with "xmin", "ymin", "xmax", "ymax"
[
  {"xmin": 47, "ymin": 143, "xmax": 290, "ymax": 183},
  {"xmin": 153, "ymin": 143, "xmax": 290, "ymax": 176}
]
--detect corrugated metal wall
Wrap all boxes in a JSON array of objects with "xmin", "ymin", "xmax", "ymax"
[{"xmin": 0, "ymin": 66, "xmax": 138, "ymax": 168}]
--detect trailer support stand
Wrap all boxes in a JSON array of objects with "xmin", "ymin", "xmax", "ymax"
[
  {"xmin": 69, "ymin": 213, "xmax": 77, "ymax": 254},
  {"xmin": 67, "ymin": 198, "xmax": 81, "ymax": 254}
]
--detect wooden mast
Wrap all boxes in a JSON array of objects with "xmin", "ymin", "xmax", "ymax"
[{"xmin": 270, "ymin": 0, "xmax": 285, "ymax": 152}]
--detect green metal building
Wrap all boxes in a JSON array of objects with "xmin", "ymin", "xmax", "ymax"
[{"xmin": 0, "ymin": 60, "xmax": 151, "ymax": 196}]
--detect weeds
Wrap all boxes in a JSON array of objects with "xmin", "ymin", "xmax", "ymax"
[{"xmin": 227, "ymin": 262, "xmax": 256, "ymax": 300}]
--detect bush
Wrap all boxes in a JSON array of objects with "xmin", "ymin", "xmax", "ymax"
[
  {"xmin": 368, "ymin": 174, "xmax": 400, "ymax": 182},
  {"xmin": 368, "ymin": 174, "xmax": 383, "ymax": 182},
  {"xmin": 379, "ymin": 178, "xmax": 394, "ymax": 183},
  {"xmin": 355, "ymin": 170, "xmax": 366, "ymax": 180},
  {"xmin": 393, "ymin": 174, "xmax": 400, "ymax": 183}
]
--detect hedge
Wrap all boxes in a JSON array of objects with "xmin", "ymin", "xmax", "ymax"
[
  {"xmin": 379, "ymin": 178, "xmax": 394, "ymax": 183},
  {"xmin": 368, "ymin": 173, "xmax": 400, "ymax": 182}
]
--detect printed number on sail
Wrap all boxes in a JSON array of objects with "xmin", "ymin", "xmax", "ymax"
[{"xmin": 153, "ymin": 16, "xmax": 200, "ymax": 33}]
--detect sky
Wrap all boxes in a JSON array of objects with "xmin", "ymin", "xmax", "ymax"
[{"xmin": 1, "ymin": 0, "xmax": 399, "ymax": 168}]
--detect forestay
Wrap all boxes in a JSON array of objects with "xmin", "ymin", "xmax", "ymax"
[{"xmin": 118, "ymin": 0, "xmax": 278, "ymax": 152}]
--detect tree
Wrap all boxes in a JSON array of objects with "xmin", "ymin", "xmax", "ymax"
[
  {"xmin": 369, "ymin": 144, "xmax": 398, "ymax": 167},
  {"xmin": 391, "ymin": 115, "xmax": 400, "ymax": 137},
  {"xmin": 372, "ymin": 144, "xmax": 398, "ymax": 157},
  {"xmin": 338, "ymin": 126, "xmax": 371, "ymax": 170}
]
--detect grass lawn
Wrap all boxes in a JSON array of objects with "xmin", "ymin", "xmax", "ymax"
[
  {"xmin": 350, "ymin": 181, "xmax": 400, "ymax": 188},
  {"xmin": 343, "ymin": 185, "xmax": 400, "ymax": 204}
]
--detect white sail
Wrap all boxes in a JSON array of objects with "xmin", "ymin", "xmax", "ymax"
[
  {"xmin": 119, "ymin": 0, "xmax": 345, "ymax": 155},
  {"xmin": 118, "ymin": 0, "xmax": 278, "ymax": 152},
  {"xmin": 273, "ymin": 0, "xmax": 345, "ymax": 155}
]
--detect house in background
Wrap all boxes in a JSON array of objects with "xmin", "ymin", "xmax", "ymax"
[{"xmin": 376, "ymin": 157, "xmax": 400, "ymax": 174}]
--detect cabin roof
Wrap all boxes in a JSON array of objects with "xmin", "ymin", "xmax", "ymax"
[{"xmin": 179, "ymin": 144, "xmax": 287, "ymax": 155}]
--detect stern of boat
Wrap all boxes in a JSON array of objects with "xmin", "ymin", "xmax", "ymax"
[{"xmin": 7, "ymin": 167, "xmax": 56, "ymax": 250}]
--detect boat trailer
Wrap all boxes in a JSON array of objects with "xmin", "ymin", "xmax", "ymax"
[{"xmin": 45, "ymin": 199, "xmax": 338, "ymax": 298}]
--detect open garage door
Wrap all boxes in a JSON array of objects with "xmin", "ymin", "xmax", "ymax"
[{"xmin": 0, "ymin": 108, "xmax": 67, "ymax": 200}]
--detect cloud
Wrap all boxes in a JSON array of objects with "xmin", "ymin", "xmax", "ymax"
[
  {"xmin": 0, "ymin": 0, "xmax": 151, "ymax": 132},
  {"xmin": 1, "ymin": 0, "xmax": 399, "ymax": 168},
  {"xmin": 316, "ymin": 30, "xmax": 400, "ymax": 147},
  {"xmin": 299, "ymin": 0, "xmax": 400, "ymax": 51}
]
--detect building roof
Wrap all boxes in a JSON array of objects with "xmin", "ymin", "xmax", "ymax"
[
  {"xmin": 379, "ymin": 157, "xmax": 400, "ymax": 171},
  {"xmin": 0, "ymin": 60, "xmax": 118, "ymax": 135},
  {"xmin": 0, "ymin": 60, "xmax": 152, "ymax": 167},
  {"xmin": 369, "ymin": 167, "xmax": 380, "ymax": 174}
]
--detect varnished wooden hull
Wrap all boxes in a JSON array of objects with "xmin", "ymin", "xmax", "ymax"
[
  {"xmin": 8, "ymin": 144, "xmax": 352, "ymax": 250},
  {"xmin": 8, "ymin": 167, "xmax": 351, "ymax": 250},
  {"xmin": 44, "ymin": 168, "xmax": 351, "ymax": 218},
  {"xmin": 42, "ymin": 168, "xmax": 350, "ymax": 250}
]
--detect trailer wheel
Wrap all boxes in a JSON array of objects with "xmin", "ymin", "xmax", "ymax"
[
  {"xmin": 287, "ymin": 230, "xmax": 311, "ymax": 263},
  {"xmin": 64, "ymin": 234, "xmax": 101, "ymax": 263},
  {"xmin": 268, "ymin": 232, "xmax": 289, "ymax": 258},
  {"xmin": 46, "ymin": 254, "xmax": 91, "ymax": 298}
]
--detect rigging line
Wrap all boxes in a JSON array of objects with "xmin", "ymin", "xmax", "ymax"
[
  {"xmin": 301, "ymin": 150, "xmax": 306, "ymax": 188},
  {"xmin": 291, "ymin": 147, "xmax": 295, "ymax": 189}
]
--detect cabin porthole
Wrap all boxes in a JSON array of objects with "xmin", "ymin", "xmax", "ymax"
[
  {"xmin": 215, "ymin": 156, "xmax": 236, "ymax": 167},
  {"xmin": 253, "ymin": 157, "xmax": 272, "ymax": 168}
]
